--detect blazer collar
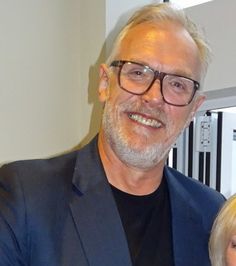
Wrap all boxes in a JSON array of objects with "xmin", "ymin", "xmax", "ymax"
[{"xmin": 70, "ymin": 137, "xmax": 132, "ymax": 266}]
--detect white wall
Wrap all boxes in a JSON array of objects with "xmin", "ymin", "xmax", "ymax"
[
  {"xmin": 232, "ymin": 138, "xmax": 236, "ymax": 194},
  {"xmin": 77, "ymin": 0, "xmax": 106, "ymax": 148},
  {"xmin": 220, "ymin": 112, "xmax": 236, "ymax": 197},
  {"xmin": 186, "ymin": 0, "xmax": 236, "ymax": 91},
  {"xmin": 0, "ymin": 0, "xmax": 105, "ymax": 163}
]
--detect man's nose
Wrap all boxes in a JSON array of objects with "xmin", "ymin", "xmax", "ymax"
[{"xmin": 141, "ymin": 80, "xmax": 164, "ymax": 105}]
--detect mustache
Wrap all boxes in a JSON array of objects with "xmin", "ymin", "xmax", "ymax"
[{"xmin": 119, "ymin": 101, "xmax": 168, "ymax": 124}]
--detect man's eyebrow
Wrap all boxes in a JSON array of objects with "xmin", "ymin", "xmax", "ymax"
[
  {"xmin": 127, "ymin": 59, "xmax": 194, "ymax": 78},
  {"xmin": 167, "ymin": 68, "xmax": 194, "ymax": 78},
  {"xmin": 128, "ymin": 58, "xmax": 151, "ymax": 67}
]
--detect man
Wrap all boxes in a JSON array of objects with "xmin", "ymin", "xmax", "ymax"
[{"xmin": 0, "ymin": 3, "xmax": 224, "ymax": 266}]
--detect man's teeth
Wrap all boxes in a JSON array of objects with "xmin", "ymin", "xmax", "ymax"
[{"xmin": 129, "ymin": 114, "xmax": 161, "ymax": 128}]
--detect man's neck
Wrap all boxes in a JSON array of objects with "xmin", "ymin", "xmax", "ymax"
[{"xmin": 98, "ymin": 132, "xmax": 166, "ymax": 196}]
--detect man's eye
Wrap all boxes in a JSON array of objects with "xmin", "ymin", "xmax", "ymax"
[
  {"xmin": 133, "ymin": 70, "xmax": 143, "ymax": 75},
  {"xmin": 128, "ymin": 70, "xmax": 145, "ymax": 79},
  {"xmin": 231, "ymin": 241, "xmax": 236, "ymax": 249},
  {"xmin": 168, "ymin": 79, "xmax": 188, "ymax": 93},
  {"xmin": 170, "ymin": 81, "xmax": 184, "ymax": 89}
]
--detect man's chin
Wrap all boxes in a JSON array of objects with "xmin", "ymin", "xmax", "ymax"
[{"xmin": 124, "ymin": 138, "xmax": 161, "ymax": 152}]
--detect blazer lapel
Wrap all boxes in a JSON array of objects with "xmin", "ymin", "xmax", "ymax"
[
  {"xmin": 165, "ymin": 167, "xmax": 208, "ymax": 266},
  {"xmin": 69, "ymin": 138, "xmax": 132, "ymax": 266}
]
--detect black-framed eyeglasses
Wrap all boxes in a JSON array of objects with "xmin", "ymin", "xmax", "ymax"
[{"xmin": 110, "ymin": 60, "xmax": 200, "ymax": 107}]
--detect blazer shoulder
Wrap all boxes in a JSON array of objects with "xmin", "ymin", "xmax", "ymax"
[
  {"xmin": 0, "ymin": 150, "xmax": 80, "ymax": 228},
  {"xmin": 0, "ymin": 150, "xmax": 78, "ymax": 195},
  {"xmin": 166, "ymin": 166, "xmax": 225, "ymax": 200},
  {"xmin": 165, "ymin": 166, "xmax": 225, "ymax": 223}
]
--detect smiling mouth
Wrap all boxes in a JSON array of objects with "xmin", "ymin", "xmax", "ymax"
[{"xmin": 128, "ymin": 113, "xmax": 162, "ymax": 128}]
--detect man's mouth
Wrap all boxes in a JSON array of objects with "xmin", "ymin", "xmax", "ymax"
[{"xmin": 128, "ymin": 113, "xmax": 162, "ymax": 128}]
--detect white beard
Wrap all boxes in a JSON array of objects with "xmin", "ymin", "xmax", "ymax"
[{"xmin": 101, "ymin": 100, "xmax": 180, "ymax": 170}]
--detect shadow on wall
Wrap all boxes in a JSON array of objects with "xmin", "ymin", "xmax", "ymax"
[{"xmin": 73, "ymin": 42, "xmax": 106, "ymax": 150}]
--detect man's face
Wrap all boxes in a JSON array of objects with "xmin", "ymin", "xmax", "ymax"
[{"xmin": 99, "ymin": 22, "xmax": 205, "ymax": 169}]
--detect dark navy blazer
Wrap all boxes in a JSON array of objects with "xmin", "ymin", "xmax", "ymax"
[{"xmin": 0, "ymin": 137, "xmax": 225, "ymax": 266}]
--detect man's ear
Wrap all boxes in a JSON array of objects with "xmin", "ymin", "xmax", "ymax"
[
  {"xmin": 185, "ymin": 94, "xmax": 206, "ymax": 128},
  {"xmin": 192, "ymin": 94, "xmax": 206, "ymax": 116},
  {"xmin": 98, "ymin": 64, "xmax": 110, "ymax": 103}
]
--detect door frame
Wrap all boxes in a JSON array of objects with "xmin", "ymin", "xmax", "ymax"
[{"xmin": 199, "ymin": 86, "xmax": 236, "ymax": 112}]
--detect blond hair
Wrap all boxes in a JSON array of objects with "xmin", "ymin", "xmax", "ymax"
[
  {"xmin": 209, "ymin": 195, "xmax": 236, "ymax": 266},
  {"xmin": 106, "ymin": 3, "xmax": 211, "ymax": 79}
]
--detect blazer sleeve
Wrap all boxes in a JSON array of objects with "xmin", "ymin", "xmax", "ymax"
[{"xmin": 0, "ymin": 163, "xmax": 28, "ymax": 266}]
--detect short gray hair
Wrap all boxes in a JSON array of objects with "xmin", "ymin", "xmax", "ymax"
[{"xmin": 106, "ymin": 3, "xmax": 211, "ymax": 79}]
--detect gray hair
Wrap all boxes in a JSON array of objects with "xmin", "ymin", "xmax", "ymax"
[{"xmin": 106, "ymin": 3, "xmax": 211, "ymax": 79}]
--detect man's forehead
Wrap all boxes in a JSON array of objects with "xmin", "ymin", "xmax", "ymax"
[
  {"xmin": 122, "ymin": 21, "xmax": 184, "ymax": 41},
  {"xmin": 117, "ymin": 22, "xmax": 201, "ymax": 75},
  {"xmin": 120, "ymin": 22, "xmax": 196, "ymax": 52}
]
